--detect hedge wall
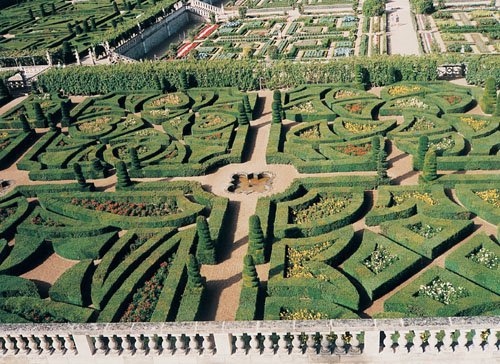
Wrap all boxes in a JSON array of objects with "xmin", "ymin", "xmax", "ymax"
[
  {"xmin": 37, "ymin": 55, "xmax": 500, "ymax": 94},
  {"xmin": 49, "ymin": 260, "xmax": 93, "ymax": 306}
]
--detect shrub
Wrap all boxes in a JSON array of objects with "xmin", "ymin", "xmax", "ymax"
[
  {"xmin": 187, "ymin": 254, "xmax": 203, "ymax": 288},
  {"xmin": 481, "ymin": 77, "xmax": 497, "ymax": 114},
  {"xmin": 243, "ymin": 255, "xmax": 259, "ymax": 288},
  {"xmin": 115, "ymin": 161, "xmax": 132, "ymax": 189},
  {"xmin": 363, "ymin": 0, "xmax": 385, "ymax": 16},
  {"xmin": 73, "ymin": 163, "xmax": 87, "ymax": 188},
  {"xmin": 238, "ymin": 102, "xmax": 249, "ymax": 125},
  {"xmin": 248, "ymin": 215, "xmax": 266, "ymax": 264},
  {"xmin": 412, "ymin": 0, "xmax": 434, "ymax": 13},
  {"xmin": 415, "ymin": 135, "xmax": 429, "ymax": 171},
  {"xmin": 19, "ymin": 114, "xmax": 32, "ymax": 133},
  {"xmin": 272, "ymin": 101, "xmax": 282, "ymax": 124},
  {"xmin": 49, "ymin": 260, "xmax": 93, "ymax": 306},
  {"xmin": 33, "ymin": 102, "xmax": 46, "ymax": 126},
  {"xmin": 196, "ymin": 216, "xmax": 216, "ymax": 264},
  {"xmin": 0, "ymin": 275, "xmax": 39, "ymax": 299},
  {"xmin": 129, "ymin": 147, "xmax": 141, "ymax": 170},
  {"xmin": 422, "ymin": 148, "xmax": 437, "ymax": 182}
]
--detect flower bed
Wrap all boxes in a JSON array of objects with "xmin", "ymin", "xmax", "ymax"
[
  {"xmin": 286, "ymin": 241, "xmax": 332, "ymax": 279},
  {"xmin": 298, "ymin": 125, "xmax": 321, "ymax": 139},
  {"xmin": 343, "ymin": 122, "xmax": 377, "ymax": 134},
  {"xmin": 279, "ymin": 308, "xmax": 328, "ymax": 320},
  {"xmin": 394, "ymin": 97, "xmax": 430, "ymax": 110},
  {"xmin": 78, "ymin": 117, "xmax": 112, "ymax": 134},
  {"xmin": 460, "ymin": 116, "xmax": 488, "ymax": 132},
  {"xmin": 335, "ymin": 143, "xmax": 371, "ymax": 156},
  {"xmin": 391, "ymin": 191, "xmax": 437, "ymax": 206},
  {"xmin": 429, "ymin": 136, "xmax": 454, "ymax": 151},
  {"xmin": 70, "ymin": 198, "xmax": 181, "ymax": 217},
  {"xmin": 363, "ymin": 244, "xmax": 399, "ymax": 274},
  {"xmin": 31, "ymin": 215, "xmax": 64, "ymax": 227},
  {"xmin": 120, "ymin": 260, "xmax": 172, "ymax": 322},
  {"xmin": 407, "ymin": 222, "xmax": 443, "ymax": 239},
  {"xmin": 292, "ymin": 194, "xmax": 352, "ymax": 224},
  {"xmin": 418, "ymin": 277, "xmax": 468, "ymax": 305},
  {"xmin": 474, "ymin": 189, "xmax": 500, "ymax": 208},
  {"xmin": 468, "ymin": 247, "xmax": 499, "ymax": 270},
  {"xmin": 290, "ymin": 101, "xmax": 316, "ymax": 113},
  {"xmin": 441, "ymin": 95, "xmax": 462, "ymax": 105},
  {"xmin": 0, "ymin": 207, "xmax": 16, "ymax": 223},
  {"xmin": 334, "ymin": 89, "xmax": 359, "ymax": 99},
  {"xmin": 387, "ymin": 85, "xmax": 422, "ymax": 97},
  {"xmin": 403, "ymin": 117, "xmax": 435, "ymax": 132}
]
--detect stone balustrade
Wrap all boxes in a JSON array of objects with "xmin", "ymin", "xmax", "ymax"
[{"xmin": 0, "ymin": 316, "xmax": 498, "ymax": 363}]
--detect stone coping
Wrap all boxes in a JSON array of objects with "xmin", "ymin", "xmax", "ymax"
[{"xmin": 0, "ymin": 316, "xmax": 498, "ymax": 335}]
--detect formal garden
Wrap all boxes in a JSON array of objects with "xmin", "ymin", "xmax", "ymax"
[{"xmin": 0, "ymin": 57, "xmax": 498, "ymax": 324}]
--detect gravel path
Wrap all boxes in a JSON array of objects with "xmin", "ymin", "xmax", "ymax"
[{"xmin": 386, "ymin": 0, "xmax": 420, "ymax": 55}]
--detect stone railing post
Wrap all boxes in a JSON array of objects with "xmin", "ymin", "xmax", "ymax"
[
  {"xmin": 71, "ymin": 334, "xmax": 95, "ymax": 357},
  {"xmin": 212, "ymin": 333, "xmax": 233, "ymax": 355}
]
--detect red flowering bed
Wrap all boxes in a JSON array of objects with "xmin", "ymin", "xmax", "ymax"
[
  {"xmin": 120, "ymin": 260, "xmax": 172, "ymax": 322},
  {"xmin": 70, "ymin": 198, "xmax": 181, "ymax": 217},
  {"xmin": 0, "ymin": 207, "xmax": 16, "ymax": 223},
  {"xmin": 31, "ymin": 215, "xmax": 64, "ymax": 227},
  {"xmin": 335, "ymin": 143, "xmax": 372, "ymax": 156}
]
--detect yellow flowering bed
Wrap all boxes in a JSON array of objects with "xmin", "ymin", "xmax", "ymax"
[
  {"xmin": 392, "ymin": 191, "xmax": 437, "ymax": 206},
  {"xmin": 78, "ymin": 117, "xmax": 112, "ymax": 133},
  {"xmin": 286, "ymin": 241, "xmax": 332, "ymax": 278},
  {"xmin": 334, "ymin": 89, "xmax": 358, "ymax": 99},
  {"xmin": 149, "ymin": 109, "xmax": 170, "ymax": 117},
  {"xmin": 299, "ymin": 125, "xmax": 321, "ymax": 139},
  {"xmin": 280, "ymin": 308, "xmax": 328, "ymax": 320},
  {"xmin": 0, "ymin": 132, "xmax": 9, "ymax": 139},
  {"xmin": 474, "ymin": 189, "xmax": 500, "ymax": 208},
  {"xmin": 151, "ymin": 94, "xmax": 181, "ymax": 107},
  {"xmin": 292, "ymin": 195, "xmax": 352, "ymax": 224},
  {"xmin": 290, "ymin": 101, "xmax": 316, "ymax": 113},
  {"xmin": 387, "ymin": 85, "xmax": 422, "ymax": 96},
  {"xmin": 343, "ymin": 122, "xmax": 377, "ymax": 133},
  {"xmin": 460, "ymin": 116, "xmax": 488, "ymax": 132}
]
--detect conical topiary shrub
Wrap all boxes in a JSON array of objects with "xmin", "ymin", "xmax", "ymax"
[
  {"xmin": 377, "ymin": 149, "xmax": 390, "ymax": 184},
  {"xmin": 115, "ymin": 161, "xmax": 132, "ymax": 188},
  {"xmin": 248, "ymin": 215, "xmax": 265, "ymax": 264},
  {"xmin": 422, "ymin": 148, "xmax": 438, "ymax": 182},
  {"xmin": 242, "ymin": 255, "xmax": 259, "ymax": 288},
  {"xmin": 495, "ymin": 93, "xmax": 500, "ymax": 117},
  {"xmin": 33, "ymin": 102, "xmax": 46, "ymax": 126},
  {"xmin": 19, "ymin": 114, "xmax": 32, "ymax": 133},
  {"xmin": 187, "ymin": 254, "xmax": 203, "ymax": 288},
  {"xmin": 73, "ymin": 163, "xmax": 87, "ymax": 188},
  {"xmin": 272, "ymin": 101, "xmax": 282, "ymax": 124},
  {"xmin": 371, "ymin": 136, "xmax": 380, "ymax": 163},
  {"xmin": 481, "ymin": 77, "xmax": 497, "ymax": 114},
  {"xmin": 179, "ymin": 70, "xmax": 189, "ymax": 91},
  {"xmin": 196, "ymin": 216, "xmax": 216, "ymax": 264},
  {"xmin": 238, "ymin": 102, "xmax": 249, "ymax": 125},
  {"xmin": 47, "ymin": 112, "xmax": 58, "ymax": 132},
  {"xmin": 60, "ymin": 100, "xmax": 71, "ymax": 126},
  {"xmin": 129, "ymin": 147, "xmax": 141, "ymax": 170},
  {"xmin": 242, "ymin": 94, "xmax": 252, "ymax": 119},
  {"xmin": 273, "ymin": 90, "xmax": 284, "ymax": 118},
  {"xmin": 415, "ymin": 135, "xmax": 429, "ymax": 171}
]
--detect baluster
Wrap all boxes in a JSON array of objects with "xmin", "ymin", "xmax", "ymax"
[
  {"xmin": 4, "ymin": 336, "xmax": 18, "ymax": 355},
  {"xmin": 94, "ymin": 335, "xmax": 107, "ymax": 355},
  {"xmin": 263, "ymin": 334, "xmax": 274, "ymax": 355},
  {"xmin": 53, "ymin": 335, "xmax": 66, "ymax": 355},
  {"xmin": 412, "ymin": 331, "xmax": 424, "ymax": 353},
  {"xmin": 135, "ymin": 335, "xmax": 146, "ymax": 355},
  {"xmin": 399, "ymin": 331, "xmax": 411, "ymax": 353},
  {"xmin": 202, "ymin": 335, "xmax": 215, "ymax": 355},
  {"xmin": 249, "ymin": 334, "xmax": 260, "ymax": 354},
  {"xmin": 427, "ymin": 331, "xmax": 438, "ymax": 354},
  {"xmin": 122, "ymin": 335, "xmax": 134, "ymax": 356},
  {"xmin": 486, "ymin": 330, "xmax": 497, "ymax": 352},
  {"xmin": 468, "ymin": 330, "xmax": 482, "ymax": 352},
  {"xmin": 291, "ymin": 333, "xmax": 302, "ymax": 355},
  {"xmin": 455, "ymin": 330, "xmax": 468, "ymax": 352},
  {"xmin": 175, "ymin": 335, "xmax": 187, "ymax": 355},
  {"xmin": 349, "ymin": 333, "xmax": 361, "ymax": 354},
  {"xmin": 64, "ymin": 335, "xmax": 76, "ymax": 355},
  {"xmin": 235, "ymin": 334, "xmax": 247, "ymax": 354},
  {"xmin": 441, "ymin": 330, "xmax": 453, "ymax": 353},
  {"xmin": 148, "ymin": 335, "xmax": 160, "ymax": 355},
  {"xmin": 189, "ymin": 335, "xmax": 201, "ymax": 355},
  {"xmin": 27, "ymin": 335, "xmax": 41, "ymax": 355},
  {"xmin": 320, "ymin": 333, "xmax": 331, "ymax": 354},
  {"xmin": 305, "ymin": 333, "xmax": 316, "ymax": 354},
  {"xmin": 334, "ymin": 333, "xmax": 345, "ymax": 354},
  {"xmin": 16, "ymin": 335, "xmax": 29, "ymax": 355},
  {"xmin": 39, "ymin": 335, "xmax": 52, "ymax": 355},
  {"xmin": 0, "ymin": 337, "xmax": 5, "ymax": 355},
  {"xmin": 276, "ymin": 334, "xmax": 289, "ymax": 355},
  {"xmin": 108, "ymin": 336, "xmax": 121, "ymax": 356},
  {"xmin": 161, "ymin": 335, "xmax": 174, "ymax": 355}
]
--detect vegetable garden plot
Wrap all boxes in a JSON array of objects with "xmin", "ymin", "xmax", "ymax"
[{"xmin": 0, "ymin": 181, "xmax": 229, "ymax": 323}]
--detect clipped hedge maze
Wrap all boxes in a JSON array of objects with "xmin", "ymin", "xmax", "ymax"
[
  {"xmin": 5, "ymin": 88, "xmax": 256, "ymax": 179},
  {"xmin": 245, "ymin": 178, "xmax": 500, "ymax": 320},
  {"xmin": 267, "ymin": 81, "xmax": 499, "ymax": 173},
  {"xmin": 0, "ymin": 181, "xmax": 229, "ymax": 323}
]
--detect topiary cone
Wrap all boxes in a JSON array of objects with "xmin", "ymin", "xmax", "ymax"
[
  {"xmin": 243, "ymin": 255, "xmax": 259, "ymax": 288},
  {"xmin": 248, "ymin": 215, "xmax": 265, "ymax": 264},
  {"xmin": 196, "ymin": 216, "xmax": 216, "ymax": 265},
  {"xmin": 19, "ymin": 114, "xmax": 32, "ymax": 133},
  {"xmin": 73, "ymin": 163, "xmax": 87, "ymax": 188},
  {"xmin": 115, "ymin": 161, "xmax": 132, "ymax": 188},
  {"xmin": 187, "ymin": 254, "xmax": 203, "ymax": 288},
  {"xmin": 422, "ymin": 148, "xmax": 438, "ymax": 182},
  {"xmin": 129, "ymin": 147, "xmax": 141, "ymax": 170},
  {"xmin": 415, "ymin": 135, "xmax": 429, "ymax": 171}
]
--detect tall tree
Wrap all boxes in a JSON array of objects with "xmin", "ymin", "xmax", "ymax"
[
  {"xmin": 248, "ymin": 215, "xmax": 265, "ymax": 264},
  {"xmin": 196, "ymin": 216, "xmax": 216, "ymax": 264},
  {"xmin": 61, "ymin": 41, "xmax": 75, "ymax": 64}
]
